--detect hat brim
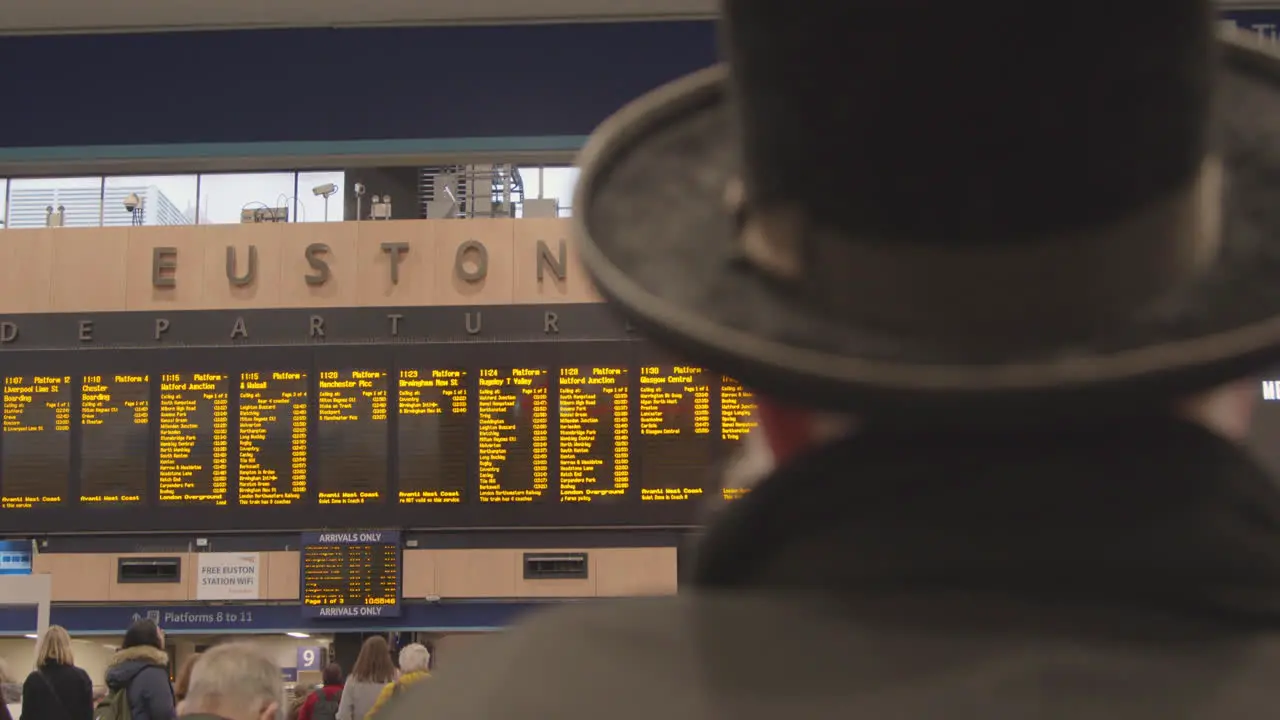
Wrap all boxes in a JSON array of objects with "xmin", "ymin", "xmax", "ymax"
[{"xmin": 571, "ymin": 37, "xmax": 1280, "ymax": 420}]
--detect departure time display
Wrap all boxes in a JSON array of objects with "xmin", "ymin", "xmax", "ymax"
[
  {"xmin": 719, "ymin": 376, "xmax": 760, "ymax": 501},
  {"xmin": 0, "ymin": 349, "xmax": 766, "ymax": 532},
  {"xmin": 476, "ymin": 367, "xmax": 550, "ymax": 503},
  {"xmin": 1, "ymin": 375, "xmax": 71, "ymax": 508},
  {"xmin": 637, "ymin": 365, "xmax": 713, "ymax": 502},
  {"xmin": 316, "ymin": 370, "xmax": 388, "ymax": 505},
  {"xmin": 398, "ymin": 368, "xmax": 469, "ymax": 504},
  {"xmin": 558, "ymin": 366, "xmax": 629, "ymax": 502},
  {"xmin": 238, "ymin": 371, "xmax": 307, "ymax": 506},
  {"xmin": 80, "ymin": 374, "xmax": 149, "ymax": 503},
  {"xmin": 159, "ymin": 373, "xmax": 230, "ymax": 504}
]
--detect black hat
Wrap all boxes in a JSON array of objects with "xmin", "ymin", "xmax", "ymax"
[{"xmin": 572, "ymin": 1, "xmax": 1280, "ymax": 421}]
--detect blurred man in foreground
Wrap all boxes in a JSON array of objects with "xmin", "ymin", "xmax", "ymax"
[
  {"xmin": 178, "ymin": 644, "xmax": 280, "ymax": 720},
  {"xmin": 390, "ymin": 0, "xmax": 1280, "ymax": 716}
]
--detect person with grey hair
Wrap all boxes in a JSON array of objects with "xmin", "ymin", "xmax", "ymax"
[
  {"xmin": 363, "ymin": 644, "xmax": 430, "ymax": 720},
  {"xmin": 178, "ymin": 643, "xmax": 280, "ymax": 720}
]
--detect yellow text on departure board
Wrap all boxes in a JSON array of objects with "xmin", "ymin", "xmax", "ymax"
[
  {"xmin": 720, "ymin": 376, "xmax": 759, "ymax": 442},
  {"xmin": 238, "ymin": 371, "xmax": 307, "ymax": 506},
  {"xmin": 1, "ymin": 375, "xmax": 71, "ymax": 507},
  {"xmin": 476, "ymin": 368, "xmax": 549, "ymax": 502},
  {"xmin": 398, "ymin": 368, "xmax": 468, "ymax": 504},
  {"xmin": 558, "ymin": 366, "xmax": 630, "ymax": 502},
  {"xmin": 159, "ymin": 373, "xmax": 229, "ymax": 505},
  {"xmin": 316, "ymin": 370, "xmax": 387, "ymax": 506},
  {"xmin": 302, "ymin": 544, "xmax": 399, "ymax": 607},
  {"xmin": 80, "ymin": 374, "xmax": 149, "ymax": 504},
  {"xmin": 637, "ymin": 366, "xmax": 709, "ymax": 502}
]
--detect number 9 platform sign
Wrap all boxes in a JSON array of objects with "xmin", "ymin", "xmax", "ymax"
[{"xmin": 297, "ymin": 646, "xmax": 324, "ymax": 672}]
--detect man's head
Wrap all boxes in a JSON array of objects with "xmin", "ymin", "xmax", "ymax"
[
  {"xmin": 397, "ymin": 643, "xmax": 430, "ymax": 675},
  {"xmin": 182, "ymin": 643, "xmax": 281, "ymax": 720}
]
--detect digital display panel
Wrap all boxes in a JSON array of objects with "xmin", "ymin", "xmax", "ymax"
[
  {"xmin": 316, "ymin": 370, "xmax": 388, "ymax": 506},
  {"xmin": 0, "ymin": 345, "xmax": 766, "ymax": 533},
  {"xmin": 159, "ymin": 373, "xmax": 230, "ymax": 505},
  {"xmin": 636, "ymin": 364, "xmax": 713, "ymax": 502},
  {"xmin": 558, "ymin": 366, "xmax": 629, "ymax": 502},
  {"xmin": 80, "ymin": 374, "xmax": 149, "ymax": 504},
  {"xmin": 301, "ymin": 530, "xmax": 400, "ymax": 618},
  {"xmin": 719, "ymin": 376, "xmax": 760, "ymax": 501},
  {"xmin": 238, "ymin": 371, "xmax": 307, "ymax": 506},
  {"xmin": 1, "ymin": 375, "xmax": 71, "ymax": 508},
  {"xmin": 398, "ymin": 368, "xmax": 469, "ymax": 504},
  {"xmin": 476, "ymin": 367, "xmax": 550, "ymax": 503}
]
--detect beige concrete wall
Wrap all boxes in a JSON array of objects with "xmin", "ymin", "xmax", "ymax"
[{"xmin": 32, "ymin": 547, "xmax": 675, "ymax": 602}]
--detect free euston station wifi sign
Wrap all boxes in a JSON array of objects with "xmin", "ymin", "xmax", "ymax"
[{"xmin": 300, "ymin": 530, "xmax": 402, "ymax": 618}]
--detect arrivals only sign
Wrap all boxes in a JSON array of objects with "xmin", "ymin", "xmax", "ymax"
[{"xmin": 195, "ymin": 552, "xmax": 261, "ymax": 601}]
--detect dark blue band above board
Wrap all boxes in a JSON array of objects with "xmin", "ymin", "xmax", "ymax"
[{"xmin": 0, "ymin": 307, "xmax": 755, "ymax": 534}]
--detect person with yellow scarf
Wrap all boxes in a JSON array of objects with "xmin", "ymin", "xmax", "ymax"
[{"xmin": 364, "ymin": 644, "xmax": 430, "ymax": 720}]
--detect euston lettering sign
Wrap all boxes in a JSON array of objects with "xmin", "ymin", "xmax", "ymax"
[{"xmin": 151, "ymin": 239, "xmax": 570, "ymax": 290}]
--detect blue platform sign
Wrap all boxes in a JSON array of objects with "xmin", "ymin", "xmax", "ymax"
[
  {"xmin": 0, "ymin": 541, "xmax": 32, "ymax": 576},
  {"xmin": 297, "ymin": 646, "xmax": 323, "ymax": 672},
  {"xmin": 0, "ymin": 601, "xmax": 557, "ymax": 635}
]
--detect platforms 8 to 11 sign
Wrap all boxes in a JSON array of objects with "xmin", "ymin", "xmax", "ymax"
[{"xmin": 300, "ymin": 530, "xmax": 401, "ymax": 618}]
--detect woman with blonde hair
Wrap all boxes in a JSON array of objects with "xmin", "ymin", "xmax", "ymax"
[
  {"xmin": 336, "ymin": 636, "xmax": 395, "ymax": 720},
  {"xmin": 21, "ymin": 625, "xmax": 93, "ymax": 720}
]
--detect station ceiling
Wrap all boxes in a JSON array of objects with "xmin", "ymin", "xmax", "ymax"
[{"xmin": 0, "ymin": 0, "xmax": 715, "ymax": 35}]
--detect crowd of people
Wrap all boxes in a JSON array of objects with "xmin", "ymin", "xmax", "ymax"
[{"xmin": 0, "ymin": 621, "xmax": 428, "ymax": 720}]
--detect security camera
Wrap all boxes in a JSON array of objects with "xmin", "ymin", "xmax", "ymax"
[
  {"xmin": 312, "ymin": 183, "xmax": 337, "ymax": 197},
  {"xmin": 353, "ymin": 182, "xmax": 366, "ymax": 196},
  {"xmin": 123, "ymin": 193, "xmax": 141, "ymax": 212}
]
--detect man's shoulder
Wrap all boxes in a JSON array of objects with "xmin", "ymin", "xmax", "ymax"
[
  {"xmin": 391, "ymin": 596, "xmax": 720, "ymax": 718},
  {"xmin": 391, "ymin": 591, "xmax": 1280, "ymax": 719}
]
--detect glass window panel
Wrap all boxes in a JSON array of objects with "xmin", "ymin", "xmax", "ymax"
[
  {"xmin": 197, "ymin": 172, "xmax": 297, "ymax": 225},
  {"xmin": 542, "ymin": 167, "xmax": 580, "ymax": 215},
  {"xmin": 513, "ymin": 165, "xmax": 580, "ymax": 218},
  {"xmin": 296, "ymin": 171, "xmax": 346, "ymax": 222},
  {"xmin": 6, "ymin": 177, "xmax": 104, "ymax": 228},
  {"xmin": 0, "ymin": 179, "xmax": 7, "ymax": 228},
  {"xmin": 104, "ymin": 175, "xmax": 197, "ymax": 227}
]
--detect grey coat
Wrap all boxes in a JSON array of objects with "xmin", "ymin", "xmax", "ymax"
[
  {"xmin": 104, "ymin": 646, "xmax": 174, "ymax": 720},
  {"xmin": 337, "ymin": 679, "xmax": 387, "ymax": 720},
  {"xmin": 389, "ymin": 417, "xmax": 1280, "ymax": 718}
]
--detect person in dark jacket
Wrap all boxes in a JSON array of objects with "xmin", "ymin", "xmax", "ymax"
[
  {"xmin": 21, "ymin": 625, "xmax": 93, "ymax": 720},
  {"xmin": 387, "ymin": 1, "xmax": 1280, "ymax": 718},
  {"xmin": 105, "ymin": 620, "xmax": 174, "ymax": 720}
]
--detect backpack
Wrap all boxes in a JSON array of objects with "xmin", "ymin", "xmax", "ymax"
[
  {"xmin": 310, "ymin": 689, "xmax": 339, "ymax": 720},
  {"xmin": 93, "ymin": 686, "xmax": 132, "ymax": 720}
]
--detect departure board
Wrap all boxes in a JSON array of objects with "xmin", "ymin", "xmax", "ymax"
[
  {"xmin": 80, "ymin": 374, "xmax": 149, "ymax": 503},
  {"xmin": 558, "ymin": 366, "xmax": 630, "ymax": 502},
  {"xmin": 637, "ymin": 365, "xmax": 713, "ymax": 501},
  {"xmin": 159, "ymin": 373, "xmax": 230, "ymax": 505},
  {"xmin": 398, "ymin": 368, "xmax": 469, "ymax": 504},
  {"xmin": 1, "ymin": 375, "xmax": 71, "ymax": 508},
  {"xmin": 316, "ymin": 370, "xmax": 388, "ymax": 505},
  {"xmin": 300, "ymin": 530, "xmax": 401, "ymax": 618},
  {"xmin": 719, "ymin": 376, "xmax": 759, "ymax": 501},
  {"xmin": 477, "ymin": 368, "xmax": 550, "ymax": 502},
  {"xmin": 238, "ymin": 371, "xmax": 307, "ymax": 506}
]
